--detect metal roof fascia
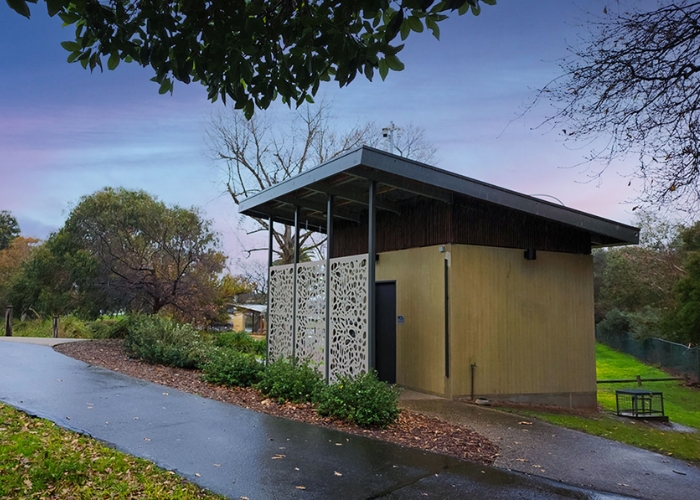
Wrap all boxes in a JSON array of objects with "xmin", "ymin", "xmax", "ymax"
[
  {"xmin": 357, "ymin": 147, "xmax": 639, "ymax": 244},
  {"xmin": 239, "ymin": 145, "xmax": 639, "ymax": 245}
]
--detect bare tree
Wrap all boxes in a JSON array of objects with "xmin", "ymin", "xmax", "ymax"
[
  {"xmin": 207, "ymin": 102, "xmax": 436, "ymax": 264},
  {"xmin": 541, "ymin": 1, "xmax": 700, "ymax": 213}
]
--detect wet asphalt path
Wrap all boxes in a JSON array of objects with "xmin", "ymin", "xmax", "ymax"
[{"xmin": 0, "ymin": 341, "xmax": 631, "ymax": 499}]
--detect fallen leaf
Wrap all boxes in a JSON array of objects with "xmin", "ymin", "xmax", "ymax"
[
  {"xmin": 272, "ymin": 454, "xmax": 286, "ymax": 459},
  {"xmin": 296, "ymin": 486, "xmax": 306, "ymax": 490},
  {"xmin": 518, "ymin": 421, "xmax": 532, "ymax": 425}
]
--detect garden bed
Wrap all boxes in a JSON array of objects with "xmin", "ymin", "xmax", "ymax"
[{"xmin": 55, "ymin": 339, "xmax": 498, "ymax": 465}]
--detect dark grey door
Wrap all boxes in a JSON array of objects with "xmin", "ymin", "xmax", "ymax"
[{"xmin": 375, "ymin": 281, "xmax": 397, "ymax": 384}]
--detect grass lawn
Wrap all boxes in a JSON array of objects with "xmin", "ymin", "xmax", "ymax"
[
  {"xmin": 504, "ymin": 343, "xmax": 700, "ymax": 463},
  {"xmin": 0, "ymin": 403, "xmax": 225, "ymax": 499}
]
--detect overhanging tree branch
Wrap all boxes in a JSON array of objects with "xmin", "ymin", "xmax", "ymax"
[{"xmin": 6, "ymin": 0, "xmax": 494, "ymax": 116}]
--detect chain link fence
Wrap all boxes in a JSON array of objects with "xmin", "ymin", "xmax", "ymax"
[{"xmin": 596, "ymin": 329, "xmax": 700, "ymax": 382}]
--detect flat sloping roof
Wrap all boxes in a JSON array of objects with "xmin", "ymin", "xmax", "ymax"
[
  {"xmin": 236, "ymin": 304, "xmax": 267, "ymax": 314},
  {"xmin": 239, "ymin": 146, "xmax": 639, "ymax": 247}
]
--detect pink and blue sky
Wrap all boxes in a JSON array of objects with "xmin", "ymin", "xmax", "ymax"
[{"xmin": 0, "ymin": 1, "xmax": 642, "ymax": 269}]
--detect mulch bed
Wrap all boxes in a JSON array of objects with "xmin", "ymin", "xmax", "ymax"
[{"xmin": 54, "ymin": 339, "xmax": 498, "ymax": 466}]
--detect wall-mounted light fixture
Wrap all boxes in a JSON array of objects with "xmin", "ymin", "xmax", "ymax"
[{"xmin": 524, "ymin": 248, "xmax": 537, "ymax": 260}]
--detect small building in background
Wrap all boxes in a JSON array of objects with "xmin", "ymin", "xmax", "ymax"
[{"xmin": 231, "ymin": 304, "xmax": 267, "ymax": 335}]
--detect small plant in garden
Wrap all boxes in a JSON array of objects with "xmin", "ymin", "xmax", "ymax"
[
  {"xmin": 56, "ymin": 315, "xmax": 92, "ymax": 338},
  {"xmin": 215, "ymin": 331, "xmax": 266, "ymax": 355},
  {"xmin": 85, "ymin": 317, "xmax": 128, "ymax": 339},
  {"xmin": 122, "ymin": 314, "xmax": 211, "ymax": 369},
  {"xmin": 202, "ymin": 349, "xmax": 263, "ymax": 387},
  {"xmin": 256, "ymin": 359, "xmax": 324, "ymax": 403},
  {"xmin": 316, "ymin": 371, "xmax": 401, "ymax": 428}
]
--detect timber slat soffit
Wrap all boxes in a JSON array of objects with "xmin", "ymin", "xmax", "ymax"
[{"xmin": 238, "ymin": 146, "xmax": 640, "ymax": 246}]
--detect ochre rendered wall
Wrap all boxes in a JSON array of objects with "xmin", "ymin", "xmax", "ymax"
[
  {"xmin": 448, "ymin": 245, "xmax": 597, "ymax": 408},
  {"xmin": 232, "ymin": 312, "xmax": 245, "ymax": 332},
  {"xmin": 376, "ymin": 246, "xmax": 447, "ymax": 396}
]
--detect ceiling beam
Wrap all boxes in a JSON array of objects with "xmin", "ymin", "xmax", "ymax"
[
  {"xmin": 304, "ymin": 181, "xmax": 401, "ymax": 214},
  {"xmin": 275, "ymin": 195, "xmax": 362, "ymax": 223},
  {"xmin": 353, "ymin": 169, "xmax": 453, "ymax": 204}
]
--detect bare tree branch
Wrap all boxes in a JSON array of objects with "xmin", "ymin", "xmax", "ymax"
[
  {"xmin": 540, "ymin": 1, "xmax": 700, "ymax": 213},
  {"xmin": 207, "ymin": 102, "xmax": 438, "ymax": 264}
]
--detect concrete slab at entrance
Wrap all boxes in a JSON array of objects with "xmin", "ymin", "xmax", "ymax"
[
  {"xmin": 0, "ymin": 342, "xmax": 629, "ymax": 500},
  {"xmin": 400, "ymin": 391, "xmax": 700, "ymax": 500}
]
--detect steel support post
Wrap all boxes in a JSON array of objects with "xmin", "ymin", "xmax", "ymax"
[
  {"xmin": 324, "ymin": 195, "xmax": 334, "ymax": 383},
  {"xmin": 266, "ymin": 217, "xmax": 274, "ymax": 366},
  {"xmin": 368, "ymin": 180, "xmax": 376, "ymax": 371},
  {"xmin": 291, "ymin": 207, "xmax": 300, "ymax": 363}
]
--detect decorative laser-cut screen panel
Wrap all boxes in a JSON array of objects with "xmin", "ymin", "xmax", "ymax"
[
  {"xmin": 268, "ymin": 264, "xmax": 294, "ymax": 361},
  {"xmin": 329, "ymin": 254, "xmax": 369, "ymax": 382},
  {"xmin": 267, "ymin": 254, "xmax": 369, "ymax": 383},
  {"xmin": 295, "ymin": 261, "xmax": 326, "ymax": 368}
]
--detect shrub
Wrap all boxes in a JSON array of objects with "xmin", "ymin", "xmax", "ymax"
[
  {"xmin": 122, "ymin": 315, "xmax": 211, "ymax": 369},
  {"xmin": 57, "ymin": 315, "xmax": 92, "ymax": 338},
  {"xmin": 597, "ymin": 309, "xmax": 631, "ymax": 338},
  {"xmin": 215, "ymin": 331, "xmax": 266, "ymax": 356},
  {"xmin": 86, "ymin": 318, "xmax": 128, "ymax": 339},
  {"xmin": 256, "ymin": 359, "xmax": 323, "ymax": 403},
  {"xmin": 598, "ymin": 308, "xmax": 664, "ymax": 340},
  {"xmin": 107, "ymin": 318, "xmax": 132, "ymax": 339},
  {"xmin": 202, "ymin": 349, "xmax": 263, "ymax": 387},
  {"xmin": 316, "ymin": 371, "xmax": 401, "ymax": 428}
]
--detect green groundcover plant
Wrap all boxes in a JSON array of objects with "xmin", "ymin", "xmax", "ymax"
[
  {"xmin": 256, "ymin": 358, "xmax": 324, "ymax": 404},
  {"xmin": 316, "ymin": 371, "xmax": 401, "ymax": 428},
  {"xmin": 122, "ymin": 315, "xmax": 210, "ymax": 369},
  {"xmin": 201, "ymin": 348, "xmax": 263, "ymax": 387},
  {"xmin": 214, "ymin": 331, "xmax": 266, "ymax": 356}
]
